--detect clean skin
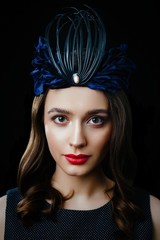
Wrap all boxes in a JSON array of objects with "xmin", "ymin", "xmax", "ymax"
[{"xmin": 44, "ymin": 87, "xmax": 113, "ymax": 209}]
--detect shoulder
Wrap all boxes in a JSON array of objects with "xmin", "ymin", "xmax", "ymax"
[
  {"xmin": 134, "ymin": 187, "xmax": 152, "ymax": 210},
  {"xmin": 0, "ymin": 187, "xmax": 21, "ymax": 240},
  {"xmin": 150, "ymin": 195, "xmax": 160, "ymax": 240},
  {"xmin": 134, "ymin": 188, "xmax": 160, "ymax": 239},
  {"xmin": 5, "ymin": 187, "xmax": 22, "ymax": 204},
  {"xmin": 0, "ymin": 195, "xmax": 7, "ymax": 240}
]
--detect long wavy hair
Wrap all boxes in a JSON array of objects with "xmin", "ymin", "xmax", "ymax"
[
  {"xmin": 17, "ymin": 89, "xmax": 143, "ymax": 239},
  {"xmin": 17, "ymin": 5, "xmax": 143, "ymax": 240}
]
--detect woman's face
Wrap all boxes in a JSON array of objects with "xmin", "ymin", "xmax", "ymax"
[{"xmin": 44, "ymin": 87, "xmax": 112, "ymax": 177}]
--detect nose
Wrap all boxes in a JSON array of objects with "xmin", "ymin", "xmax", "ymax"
[{"xmin": 69, "ymin": 121, "xmax": 87, "ymax": 148}]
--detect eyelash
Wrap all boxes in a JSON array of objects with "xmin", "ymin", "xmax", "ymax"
[
  {"xmin": 53, "ymin": 115, "xmax": 68, "ymax": 125},
  {"xmin": 87, "ymin": 116, "xmax": 108, "ymax": 126},
  {"xmin": 52, "ymin": 115, "xmax": 109, "ymax": 127}
]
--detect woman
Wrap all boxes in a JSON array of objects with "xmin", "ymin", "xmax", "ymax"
[{"xmin": 0, "ymin": 5, "xmax": 160, "ymax": 240}]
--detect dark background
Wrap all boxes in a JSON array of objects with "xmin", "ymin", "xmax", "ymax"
[{"xmin": 1, "ymin": 1, "xmax": 159, "ymax": 198}]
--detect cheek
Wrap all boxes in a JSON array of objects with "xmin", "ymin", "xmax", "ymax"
[
  {"xmin": 45, "ymin": 123, "xmax": 66, "ymax": 141},
  {"xmin": 44, "ymin": 125, "xmax": 64, "ymax": 154},
  {"xmin": 92, "ymin": 127, "xmax": 112, "ymax": 152}
]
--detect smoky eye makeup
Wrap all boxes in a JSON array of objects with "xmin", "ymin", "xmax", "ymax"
[
  {"xmin": 47, "ymin": 107, "xmax": 111, "ymax": 126},
  {"xmin": 51, "ymin": 115, "xmax": 69, "ymax": 125},
  {"xmin": 87, "ymin": 114, "xmax": 111, "ymax": 126}
]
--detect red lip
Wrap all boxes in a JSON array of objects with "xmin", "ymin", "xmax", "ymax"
[
  {"xmin": 64, "ymin": 154, "xmax": 90, "ymax": 165},
  {"xmin": 65, "ymin": 154, "xmax": 90, "ymax": 158}
]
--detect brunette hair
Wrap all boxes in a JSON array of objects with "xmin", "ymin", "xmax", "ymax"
[{"xmin": 17, "ymin": 89, "xmax": 142, "ymax": 239}]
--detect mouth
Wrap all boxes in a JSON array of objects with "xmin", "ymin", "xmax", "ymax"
[{"xmin": 64, "ymin": 154, "xmax": 91, "ymax": 165}]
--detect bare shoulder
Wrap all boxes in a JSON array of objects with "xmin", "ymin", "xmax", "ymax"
[
  {"xmin": 0, "ymin": 195, "xmax": 7, "ymax": 240},
  {"xmin": 150, "ymin": 195, "xmax": 160, "ymax": 240}
]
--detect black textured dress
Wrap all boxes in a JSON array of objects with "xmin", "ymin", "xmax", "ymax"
[{"xmin": 4, "ymin": 187, "xmax": 152, "ymax": 239}]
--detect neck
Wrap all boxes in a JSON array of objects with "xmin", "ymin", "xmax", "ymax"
[{"xmin": 51, "ymin": 166, "xmax": 114, "ymax": 210}]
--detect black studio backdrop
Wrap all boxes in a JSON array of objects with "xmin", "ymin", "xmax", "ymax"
[{"xmin": 1, "ymin": 0, "xmax": 159, "ymax": 197}]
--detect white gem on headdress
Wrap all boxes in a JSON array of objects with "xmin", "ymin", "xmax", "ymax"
[{"xmin": 72, "ymin": 73, "xmax": 80, "ymax": 84}]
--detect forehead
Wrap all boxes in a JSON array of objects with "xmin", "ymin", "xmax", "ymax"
[{"xmin": 44, "ymin": 87, "xmax": 109, "ymax": 111}]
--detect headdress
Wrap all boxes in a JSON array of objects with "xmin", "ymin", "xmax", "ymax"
[{"xmin": 31, "ymin": 6, "xmax": 136, "ymax": 96}]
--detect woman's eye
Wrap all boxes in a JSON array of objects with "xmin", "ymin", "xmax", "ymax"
[
  {"xmin": 88, "ymin": 116, "xmax": 105, "ymax": 125},
  {"xmin": 53, "ymin": 116, "xmax": 67, "ymax": 124}
]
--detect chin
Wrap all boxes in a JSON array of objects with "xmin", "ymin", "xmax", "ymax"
[{"xmin": 64, "ymin": 166, "xmax": 92, "ymax": 177}]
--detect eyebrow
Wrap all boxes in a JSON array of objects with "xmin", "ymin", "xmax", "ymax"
[
  {"xmin": 86, "ymin": 109, "xmax": 110, "ymax": 115},
  {"xmin": 48, "ymin": 107, "xmax": 109, "ymax": 115},
  {"xmin": 48, "ymin": 108, "xmax": 70, "ymax": 114}
]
